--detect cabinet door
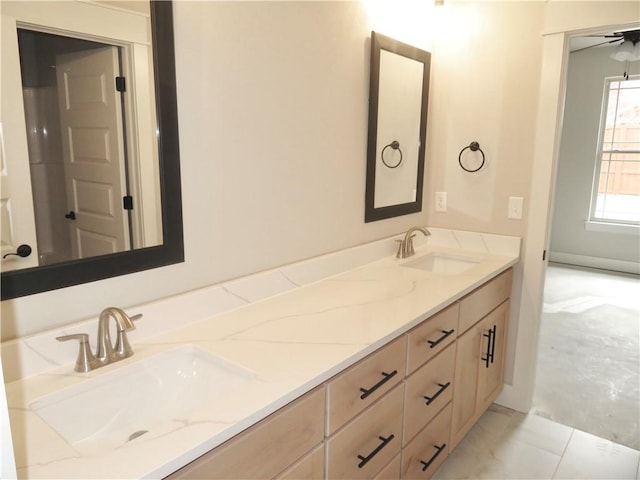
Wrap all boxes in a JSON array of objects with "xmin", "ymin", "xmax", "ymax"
[
  {"xmin": 477, "ymin": 300, "xmax": 509, "ymax": 412},
  {"xmin": 450, "ymin": 322, "xmax": 482, "ymax": 448}
]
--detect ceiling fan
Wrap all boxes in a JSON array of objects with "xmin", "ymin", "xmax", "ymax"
[
  {"xmin": 573, "ymin": 28, "xmax": 640, "ymax": 79},
  {"xmin": 572, "ymin": 28, "xmax": 640, "ymax": 54}
]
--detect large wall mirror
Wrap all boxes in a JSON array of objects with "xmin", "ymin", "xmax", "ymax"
[
  {"xmin": 1, "ymin": 0, "xmax": 183, "ymax": 299},
  {"xmin": 365, "ymin": 31, "xmax": 431, "ymax": 222}
]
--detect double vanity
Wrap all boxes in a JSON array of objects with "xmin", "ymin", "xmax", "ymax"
[{"xmin": 3, "ymin": 228, "xmax": 520, "ymax": 479}]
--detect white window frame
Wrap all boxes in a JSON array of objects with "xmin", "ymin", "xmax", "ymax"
[{"xmin": 588, "ymin": 74, "xmax": 640, "ymax": 228}]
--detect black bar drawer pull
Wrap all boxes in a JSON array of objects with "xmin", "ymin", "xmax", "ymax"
[
  {"xmin": 420, "ymin": 443, "xmax": 447, "ymax": 471},
  {"xmin": 423, "ymin": 382, "xmax": 451, "ymax": 406},
  {"xmin": 359, "ymin": 370, "xmax": 398, "ymax": 400},
  {"xmin": 481, "ymin": 327, "xmax": 494, "ymax": 368},
  {"xmin": 489, "ymin": 324, "xmax": 497, "ymax": 364},
  {"xmin": 357, "ymin": 434, "xmax": 395, "ymax": 469},
  {"xmin": 427, "ymin": 329, "xmax": 455, "ymax": 349}
]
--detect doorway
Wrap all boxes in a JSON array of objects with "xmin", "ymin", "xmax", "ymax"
[
  {"xmin": 17, "ymin": 29, "xmax": 132, "ymax": 266},
  {"xmin": 531, "ymin": 33, "xmax": 640, "ymax": 450}
]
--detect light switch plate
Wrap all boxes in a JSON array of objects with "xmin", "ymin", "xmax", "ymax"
[
  {"xmin": 435, "ymin": 192, "xmax": 447, "ymax": 212},
  {"xmin": 508, "ymin": 196, "xmax": 524, "ymax": 219}
]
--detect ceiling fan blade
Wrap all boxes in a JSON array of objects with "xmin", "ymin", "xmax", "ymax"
[{"xmin": 572, "ymin": 38, "xmax": 623, "ymax": 54}]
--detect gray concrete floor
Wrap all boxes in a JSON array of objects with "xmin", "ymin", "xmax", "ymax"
[{"xmin": 532, "ymin": 263, "xmax": 640, "ymax": 450}]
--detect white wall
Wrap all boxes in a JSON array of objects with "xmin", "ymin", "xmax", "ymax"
[
  {"xmin": 1, "ymin": 3, "xmax": 638, "ymax": 418},
  {"xmin": 550, "ymin": 45, "xmax": 640, "ymax": 268},
  {"xmin": 2, "ymin": 1, "xmax": 430, "ymax": 340}
]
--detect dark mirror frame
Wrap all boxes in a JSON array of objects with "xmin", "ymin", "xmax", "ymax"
[
  {"xmin": 364, "ymin": 31, "xmax": 431, "ymax": 223},
  {"xmin": 1, "ymin": 1, "xmax": 184, "ymax": 300}
]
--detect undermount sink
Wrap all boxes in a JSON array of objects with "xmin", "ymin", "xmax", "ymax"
[
  {"xmin": 402, "ymin": 252, "xmax": 481, "ymax": 275},
  {"xmin": 30, "ymin": 345, "xmax": 254, "ymax": 453}
]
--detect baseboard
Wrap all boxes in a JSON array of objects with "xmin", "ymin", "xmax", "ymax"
[{"xmin": 548, "ymin": 252, "xmax": 640, "ymax": 275}]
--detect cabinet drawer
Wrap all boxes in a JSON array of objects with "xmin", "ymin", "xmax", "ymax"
[
  {"xmin": 458, "ymin": 269, "xmax": 512, "ymax": 334},
  {"xmin": 375, "ymin": 454, "xmax": 401, "ymax": 480},
  {"xmin": 401, "ymin": 403, "xmax": 452, "ymax": 480},
  {"xmin": 327, "ymin": 385, "xmax": 404, "ymax": 479},
  {"xmin": 403, "ymin": 343, "xmax": 455, "ymax": 446},
  {"xmin": 276, "ymin": 444, "xmax": 324, "ymax": 480},
  {"xmin": 406, "ymin": 303, "xmax": 458, "ymax": 374},
  {"xmin": 327, "ymin": 336, "xmax": 406, "ymax": 434},
  {"xmin": 166, "ymin": 388, "xmax": 325, "ymax": 479}
]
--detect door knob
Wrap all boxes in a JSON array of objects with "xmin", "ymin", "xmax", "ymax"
[
  {"xmin": 65, "ymin": 211, "xmax": 76, "ymax": 220},
  {"xmin": 3, "ymin": 244, "xmax": 32, "ymax": 259}
]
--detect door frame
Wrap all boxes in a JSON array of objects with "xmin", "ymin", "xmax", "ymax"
[{"xmin": 498, "ymin": 15, "xmax": 640, "ymax": 412}]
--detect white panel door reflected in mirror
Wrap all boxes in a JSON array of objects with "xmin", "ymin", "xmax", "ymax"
[{"xmin": 2, "ymin": 1, "xmax": 161, "ymax": 271}]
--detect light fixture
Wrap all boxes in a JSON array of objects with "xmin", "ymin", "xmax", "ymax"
[
  {"xmin": 611, "ymin": 40, "xmax": 640, "ymax": 61},
  {"xmin": 434, "ymin": 0, "xmax": 444, "ymax": 5},
  {"xmin": 610, "ymin": 31, "xmax": 640, "ymax": 62}
]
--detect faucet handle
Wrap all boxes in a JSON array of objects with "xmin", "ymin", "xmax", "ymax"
[
  {"xmin": 114, "ymin": 313, "xmax": 142, "ymax": 359},
  {"xmin": 56, "ymin": 333, "xmax": 100, "ymax": 373}
]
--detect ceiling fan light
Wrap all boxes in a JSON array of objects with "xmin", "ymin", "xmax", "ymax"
[
  {"xmin": 611, "ymin": 40, "xmax": 635, "ymax": 61},
  {"xmin": 630, "ymin": 42, "xmax": 640, "ymax": 62}
]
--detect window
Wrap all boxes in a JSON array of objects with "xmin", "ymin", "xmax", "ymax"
[{"xmin": 590, "ymin": 76, "xmax": 640, "ymax": 225}]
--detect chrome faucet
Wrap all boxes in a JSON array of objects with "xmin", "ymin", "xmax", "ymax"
[
  {"xmin": 57, "ymin": 307, "xmax": 141, "ymax": 372},
  {"xmin": 96, "ymin": 307, "xmax": 137, "ymax": 363},
  {"xmin": 396, "ymin": 226, "xmax": 431, "ymax": 259}
]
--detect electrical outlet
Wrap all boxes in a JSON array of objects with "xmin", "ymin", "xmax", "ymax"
[
  {"xmin": 508, "ymin": 196, "xmax": 524, "ymax": 219},
  {"xmin": 435, "ymin": 192, "xmax": 447, "ymax": 212}
]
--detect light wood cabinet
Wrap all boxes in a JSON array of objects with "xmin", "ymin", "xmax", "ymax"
[
  {"xmin": 401, "ymin": 403, "xmax": 452, "ymax": 479},
  {"xmin": 166, "ymin": 387, "xmax": 325, "ymax": 479},
  {"xmin": 450, "ymin": 270, "xmax": 512, "ymax": 449},
  {"xmin": 327, "ymin": 336, "xmax": 406, "ymax": 435},
  {"xmin": 403, "ymin": 343, "xmax": 455, "ymax": 446},
  {"xmin": 166, "ymin": 269, "xmax": 513, "ymax": 480},
  {"xmin": 375, "ymin": 454, "xmax": 401, "ymax": 479},
  {"xmin": 406, "ymin": 303, "xmax": 458, "ymax": 375},
  {"xmin": 458, "ymin": 269, "xmax": 512, "ymax": 334},
  {"xmin": 276, "ymin": 444, "xmax": 324, "ymax": 480},
  {"xmin": 477, "ymin": 301, "xmax": 509, "ymax": 413},
  {"xmin": 326, "ymin": 384, "xmax": 404, "ymax": 479}
]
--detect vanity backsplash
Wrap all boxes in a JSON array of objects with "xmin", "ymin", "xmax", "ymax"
[{"xmin": 1, "ymin": 228, "xmax": 520, "ymax": 384}]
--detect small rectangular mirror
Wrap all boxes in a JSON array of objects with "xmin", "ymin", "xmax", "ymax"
[{"xmin": 365, "ymin": 31, "xmax": 431, "ymax": 223}]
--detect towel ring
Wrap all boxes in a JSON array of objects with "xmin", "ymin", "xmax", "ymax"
[
  {"xmin": 381, "ymin": 140, "xmax": 403, "ymax": 169},
  {"xmin": 458, "ymin": 141, "xmax": 485, "ymax": 173}
]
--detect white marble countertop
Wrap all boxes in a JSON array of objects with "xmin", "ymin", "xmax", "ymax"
[{"xmin": 4, "ymin": 229, "xmax": 520, "ymax": 479}]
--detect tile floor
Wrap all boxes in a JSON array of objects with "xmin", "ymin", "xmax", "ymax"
[
  {"xmin": 433, "ymin": 263, "xmax": 640, "ymax": 479},
  {"xmin": 433, "ymin": 404, "xmax": 640, "ymax": 479}
]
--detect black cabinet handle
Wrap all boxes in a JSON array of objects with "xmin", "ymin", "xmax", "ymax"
[
  {"xmin": 489, "ymin": 324, "xmax": 497, "ymax": 364},
  {"xmin": 423, "ymin": 382, "xmax": 451, "ymax": 406},
  {"xmin": 482, "ymin": 327, "xmax": 494, "ymax": 368},
  {"xmin": 357, "ymin": 434, "xmax": 395, "ymax": 468},
  {"xmin": 427, "ymin": 329, "xmax": 455, "ymax": 349},
  {"xmin": 420, "ymin": 443, "xmax": 447, "ymax": 471},
  {"xmin": 65, "ymin": 211, "xmax": 76, "ymax": 220},
  {"xmin": 359, "ymin": 370, "xmax": 398, "ymax": 400}
]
